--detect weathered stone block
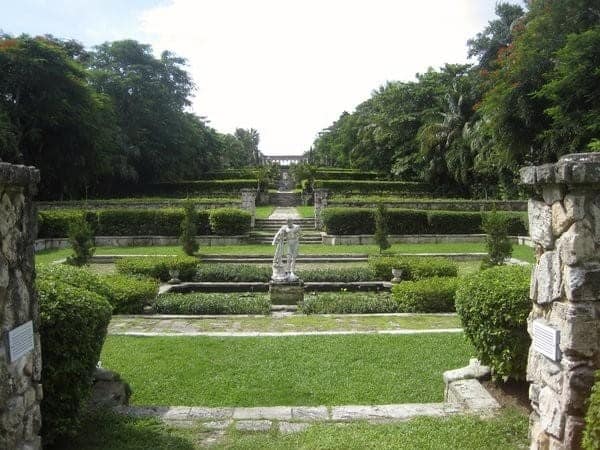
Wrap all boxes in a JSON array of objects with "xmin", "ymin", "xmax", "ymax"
[
  {"xmin": 529, "ymin": 200, "xmax": 554, "ymax": 249},
  {"xmin": 556, "ymin": 221, "xmax": 595, "ymax": 266},
  {"xmin": 536, "ymin": 164, "xmax": 557, "ymax": 185},
  {"xmin": 563, "ymin": 415, "xmax": 585, "ymax": 450},
  {"xmin": 527, "ymin": 348, "xmax": 563, "ymax": 393},
  {"xmin": 561, "ymin": 363, "xmax": 595, "ymax": 414},
  {"xmin": 563, "ymin": 195, "xmax": 586, "ymax": 222},
  {"xmin": 552, "ymin": 202, "xmax": 573, "ymax": 237},
  {"xmin": 563, "ymin": 264, "xmax": 600, "ymax": 302},
  {"xmin": 532, "ymin": 251, "xmax": 562, "ymax": 304},
  {"xmin": 560, "ymin": 311, "xmax": 598, "ymax": 358},
  {"xmin": 543, "ymin": 185, "xmax": 566, "ymax": 205},
  {"xmin": 539, "ymin": 386, "xmax": 565, "ymax": 439},
  {"xmin": 520, "ymin": 166, "xmax": 537, "ymax": 185}
]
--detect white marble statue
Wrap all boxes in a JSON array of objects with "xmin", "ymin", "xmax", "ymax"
[{"xmin": 272, "ymin": 218, "xmax": 301, "ymax": 282}]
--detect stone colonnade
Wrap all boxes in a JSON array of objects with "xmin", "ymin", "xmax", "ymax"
[
  {"xmin": 522, "ymin": 153, "xmax": 600, "ymax": 449},
  {"xmin": 0, "ymin": 163, "xmax": 42, "ymax": 450},
  {"xmin": 240, "ymin": 189, "xmax": 256, "ymax": 227},
  {"xmin": 314, "ymin": 189, "xmax": 329, "ymax": 229}
]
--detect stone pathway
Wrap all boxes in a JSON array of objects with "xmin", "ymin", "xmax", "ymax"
[{"xmin": 268, "ymin": 207, "xmax": 301, "ymax": 220}]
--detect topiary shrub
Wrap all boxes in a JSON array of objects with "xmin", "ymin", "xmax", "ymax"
[
  {"xmin": 392, "ymin": 276, "xmax": 459, "ymax": 312},
  {"xmin": 482, "ymin": 209, "xmax": 513, "ymax": 266},
  {"xmin": 36, "ymin": 264, "xmax": 113, "ymax": 299},
  {"xmin": 38, "ymin": 210, "xmax": 91, "ymax": 238},
  {"xmin": 322, "ymin": 208, "xmax": 375, "ymax": 235},
  {"xmin": 374, "ymin": 204, "xmax": 391, "ymax": 253},
  {"xmin": 455, "ymin": 265, "xmax": 531, "ymax": 380},
  {"xmin": 298, "ymin": 266, "xmax": 377, "ymax": 282},
  {"xmin": 37, "ymin": 278, "xmax": 113, "ymax": 445},
  {"xmin": 209, "ymin": 208, "xmax": 251, "ymax": 235},
  {"xmin": 180, "ymin": 200, "xmax": 199, "ymax": 255},
  {"xmin": 195, "ymin": 264, "xmax": 271, "ymax": 282},
  {"xmin": 154, "ymin": 293, "xmax": 270, "ymax": 315},
  {"xmin": 100, "ymin": 274, "xmax": 159, "ymax": 314},
  {"xmin": 583, "ymin": 372, "xmax": 600, "ymax": 449},
  {"xmin": 301, "ymin": 292, "xmax": 397, "ymax": 314},
  {"xmin": 66, "ymin": 217, "xmax": 96, "ymax": 266},
  {"xmin": 115, "ymin": 256, "xmax": 199, "ymax": 281},
  {"xmin": 427, "ymin": 211, "xmax": 483, "ymax": 234}
]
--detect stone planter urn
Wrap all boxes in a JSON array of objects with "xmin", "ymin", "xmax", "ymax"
[
  {"xmin": 167, "ymin": 269, "xmax": 181, "ymax": 285},
  {"xmin": 391, "ymin": 268, "xmax": 404, "ymax": 283}
]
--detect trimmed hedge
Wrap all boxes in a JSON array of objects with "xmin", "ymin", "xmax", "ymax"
[
  {"xmin": 37, "ymin": 207, "xmax": 253, "ymax": 237},
  {"xmin": 301, "ymin": 292, "xmax": 397, "ymax": 314},
  {"xmin": 313, "ymin": 180, "xmax": 429, "ymax": 195},
  {"xmin": 322, "ymin": 207, "xmax": 528, "ymax": 236},
  {"xmin": 37, "ymin": 278, "xmax": 113, "ymax": 445},
  {"xmin": 115, "ymin": 256, "xmax": 199, "ymax": 281},
  {"xmin": 584, "ymin": 372, "xmax": 600, "ymax": 449},
  {"xmin": 392, "ymin": 277, "xmax": 459, "ymax": 313},
  {"xmin": 299, "ymin": 267, "xmax": 377, "ymax": 282},
  {"xmin": 369, "ymin": 256, "xmax": 458, "ymax": 281},
  {"xmin": 36, "ymin": 264, "xmax": 113, "ymax": 299},
  {"xmin": 195, "ymin": 264, "xmax": 271, "ymax": 282},
  {"xmin": 310, "ymin": 170, "xmax": 383, "ymax": 181},
  {"xmin": 125, "ymin": 179, "xmax": 258, "ymax": 197},
  {"xmin": 455, "ymin": 265, "xmax": 531, "ymax": 381},
  {"xmin": 154, "ymin": 293, "xmax": 270, "ymax": 315},
  {"xmin": 100, "ymin": 274, "xmax": 159, "ymax": 314},
  {"xmin": 208, "ymin": 207, "xmax": 252, "ymax": 235}
]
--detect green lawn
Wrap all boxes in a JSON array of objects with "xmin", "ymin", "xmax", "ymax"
[
  {"xmin": 254, "ymin": 206, "xmax": 275, "ymax": 219},
  {"xmin": 101, "ymin": 334, "xmax": 473, "ymax": 407},
  {"xmin": 295, "ymin": 205, "xmax": 314, "ymax": 218},
  {"xmin": 36, "ymin": 243, "xmax": 535, "ymax": 263},
  {"xmin": 63, "ymin": 408, "xmax": 528, "ymax": 450}
]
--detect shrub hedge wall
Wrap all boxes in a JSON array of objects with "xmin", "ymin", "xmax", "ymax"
[
  {"xmin": 322, "ymin": 207, "xmax": 528, "ymax": 236},
  {"xmin": 38, "ymin": 207, "xmax": 250, "ymax": 237},
  {"xmin": 124, "ymin": 179, "xmax": 258, "ymax": 197},
  {"xmin": 37, "ymin": 278, "xmax": 113, "ymax": 445},
  {"xmin": 368, "ymin": 256, "xmax": 458, "ymax": 281},
  {"xmin": 100, "ymin": 274, "xmax": 159, "ymax": 314},
  {"xmin": 392, "ymin": 277, "xmax": 459, "ymax": 313},
  {"xmin": 313, "ymin": 180, "xmax": 429, "ymax": 195},
  {"xmin": 301, "ymin": 292, "xmax": 398, "ymax": 314},
  {"xmin": 310, "ymin": 170, "xmax": 383, "ymax": 181},
  {"xmin": 115, "ymin": 256, "xmax": 199, "ymax": 281},
  {"xmin": 455, "ymin": 265, "xmax": 531, "ymax": 380},
  {"xmin": 154, "ymin": 293, "xmax": 270, "ymax": 315}
]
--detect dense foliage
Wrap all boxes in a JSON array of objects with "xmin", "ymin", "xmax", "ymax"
[
  {"xmin": 180, "ymin": 200, "xmax": 199, "ymax": 256},
  {"xmin": 392, "ymin": 277, "xmax": 459, "ymax": 313},
  {"xmin": 369, "ymin": 256, "xmax": 458, "ymax": 281},
  {"xmin": 0, "ymin": 36, "xmax": 264, "ymax": 199},
  {"xmin": 115, "ymin": 256, "xmax": 199, "ymax": 281},
  {"xmin": 37, "ymin": 277, "xmax": 113, "ymax": 445},
  {"xmin": 482, "ymin": 209, "xmax": 513, "ymax": 265},
  {"xmin": 583, "ymin": 372, "xmax": 600, "ymax": 450},
  {"xmin": 455, "ymin": 265, "xmax": 531, "ymax": 380},
  {"xmin": 301, "ymin": 292, "xmax": 398, "ymax": 314},
  {"xmin": 322, "ymin": 207, "xmax": 527, "ymax": 236},
  {"xmin": 154, "ymin": 293, "xmax": 270, "ymax": 315},
  {"xmin": 307, "ymin": 1, "xmax": 600, "ymax": 198},
  {"xmin": 101, "ymin": 274, "xmax": 159, "ymax": 314}
]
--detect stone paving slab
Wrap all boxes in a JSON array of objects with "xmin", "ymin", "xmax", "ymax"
[
  {"xmin": 268, "ymin": 207, "xmax": 301, "ymax": 220},
  {"xmin": 330, "ymin": 403, "xmax": 461, "ymax": 421},
  {"xmin": 233, "ymin": 406, "xmax": 293, "ymax": 420},
  {"xmin": 279, "ymin": 422, "xmax": 310, "ymax": 434},
  {"xmin": 291, "ymin": 406, "xmax": 329, "ymax": 421},
  {"xmin": 235, "ymin": 420, "xmax": 273, "ymax": 432}
]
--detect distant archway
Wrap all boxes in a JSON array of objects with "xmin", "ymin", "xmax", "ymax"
[{"xmin": 264, "ymin": 155, "xmax": 307, "ymax": 166}]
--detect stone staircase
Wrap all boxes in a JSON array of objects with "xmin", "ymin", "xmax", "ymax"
[
  {"xmin": 251, "ymin": 218, "xmax": 320, "ymax": 244},
  {"xmin": 271, "ymin": 192, "xmax": 300, "ymax": 206}
]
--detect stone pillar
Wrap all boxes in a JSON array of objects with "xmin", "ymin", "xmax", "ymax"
[
  {"xmin": 240, "ymin": 188, "xmax": 257, "ymax": 228},
  {"xmin": 314, "ymin": 188, "xmax": 329, "ymax": 230},
  {"xmin": 0, "ymin": 163, "xmax": 42, "ymax": 450},
  {"xmin": 521, "ymin": 153, "xmax": 600, "ymax": 450}
]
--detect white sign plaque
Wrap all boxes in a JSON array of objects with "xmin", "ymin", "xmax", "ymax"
[
  {"xmin": 7, "ymin": 320, "xmax": 34, "ymax": 363},
  {"xmin": 533, "ymin": 320, "xmax": 561, "ymax": 362}
]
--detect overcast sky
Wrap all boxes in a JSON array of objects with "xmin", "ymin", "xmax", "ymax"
[{"xmin": 3, "ymin": 0, "xmax": 522, "ymax": 156}]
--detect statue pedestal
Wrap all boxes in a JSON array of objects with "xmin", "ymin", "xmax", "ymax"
[{"xmin": 269, "ymin": 280, "xmax": 304, "ymax": 305}]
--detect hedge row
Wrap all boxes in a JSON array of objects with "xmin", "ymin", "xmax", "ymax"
[
  {"xmin": 310, "ymin": 170, "xmax": 384, "ymax": 181},
  {"xmin": 154, "ymin": 293, "xmax": 271, "ymax": 315},
  {"xmin": 123, "ymin": 179, "xmax": 258, "ymax": 197},
  {"xmin": 115, "ymin": 256, "xmax": 199, "ymax": 282},
  {"xmin": 392, "ymin": 277, "xmax": 459, "ymax": 313},
  {"xmin": 368, "ymin": 256, "xmax": 458, "ymax": 281},
  {"xmin": 38, "ymin": 207, "xmax": 251, "ymax": 238},
  {"xmin": 203, "ymin": 169, "xmax": 259, "ymax": 180},
  {"xmin": 194, "ymin": 264, "xmax": 378, "ymax": 282},
  {"xmin": 301, "ymin": 292, "xmax": 398, "ymax": 314},
  {"xmin": 313, "ymin": 180, "xmax": 430, "ymax": 195},
  {"xmin": 322, "ymin": 207, "xmax": 528, "ymax": 235}
]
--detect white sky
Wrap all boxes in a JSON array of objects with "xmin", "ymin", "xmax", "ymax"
[{"xmin": 3, "ymin": 0, "xmax": 522, "ymax": 156}]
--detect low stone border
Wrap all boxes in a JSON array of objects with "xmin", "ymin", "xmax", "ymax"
[
  {"xmin": 443, "ymin": 359, "xmax": 500, "ymax": 416},
  {"xmin": 322, "ymin": 234, "xmax": 534, "ymax": 247},
  {"xmin": 109, "ymin": 329, "xmax": 463, "ymax": 337}
]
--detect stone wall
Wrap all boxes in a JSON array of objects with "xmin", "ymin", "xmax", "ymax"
[
  {"xmin": 0, "ymin": 163, "xmax": 42, "ymax": 450},
  {"xmin": 240, "ymin": 189, "xmax": 256, "ymax": 227},
  {"xmin": 521, "ymin": 153, "xmax": 600, "ymax": 449}
]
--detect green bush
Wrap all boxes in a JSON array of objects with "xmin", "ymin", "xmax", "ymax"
[
  {"xmin": 115, "ymin": 256, "xmax": 199, "ymax": 281},
  {"xmin": 195, "ymin": 264, "xmax": 271, "ymax": 282},
  {"xmin": 209, "ymin": 208, "xmax": 251, "ymax": 235},
  {"xmin": 36, "ymin": 264, "xmax": 113, "ymax": 299},
  {"xmin": 299, "ymin": 266, "xmax": 377, "ymax": 282},
  {"xmin": 312, "ymin": 170, "xmax": 383, "ymax": 181},
  {"xmin": 374, "ymin": 204, "xmax": 390, "ymax": 253},
  {"xmin": 322, "ymin": 208, "xmax": 375, "ymax": 234},
  {"xmin": 583, "ymin": 372, "xmax": 600, "ymax": 449},
  {"xmin": 100, "ymin": 274, "xmax": 159, "ymax": 314},
  {"xmin": 180, "ymin": 200, "xmax": 199, "ymax": 255},
  {"xmin": 301, "ymin": 292, "xmax": 397, "ymax": 314},
  {"xmin": 482, "ymin": 209, "xmax": 513, "ymax": 265},
  {"xmin": 427, "ymin": 211, "xmax": 483, "ymax": 234},
  {"xmin": 392, "ymin": 277, "xmax": 459, "ymax": 312},
  {"xmin": 126, "ymin": 179, "xmax": 257, "ymax": 197},
  {"xmin": 154, "ymin": 293, "xmax": 270, "ymax": 315},
  {"xmin": 313, "ymin": 180, "xmax": 429, "ymax": 195},
  {"xmin": 38, "ymin": 210, "xmax": 87, "ymax": 238},
  {"xmin": 386, "ymin": 209, "xmax": 429, "ymax": 234},
  {"xmin": 37, "ymin": 278, "xmax": 113, "ymax": 445},
  {"xmin": 368, "ymin": 256, "xmax": 458, "ymax": 281},
  {"xmin": 455, "ymin": 265, "xmax": 531, "ymax": 380},
  {"xmin": 66, "ymin": 217, "xmax": 95, "ymax": 266}
]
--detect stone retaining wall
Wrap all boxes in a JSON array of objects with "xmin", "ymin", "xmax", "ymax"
[
  {"xmin": 522, "ymin": 153, "xmax": 600, "ymax": 449},
  {"xmin": 0, "ymin": 163, "xmax": 42, "ymax": 450}
]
